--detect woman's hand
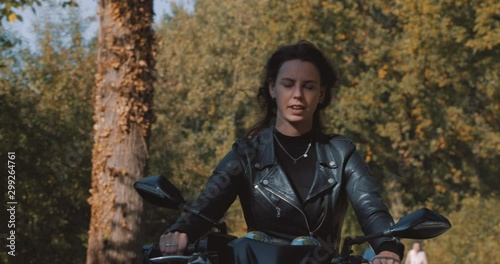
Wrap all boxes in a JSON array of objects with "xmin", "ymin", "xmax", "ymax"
[
  {"xmin": 371, "ymin": 250, "xmax": 400, "ymax": 264},
  {"xmin": 159, "ymin": 231, "xmax": 189, "ymax": 256}
]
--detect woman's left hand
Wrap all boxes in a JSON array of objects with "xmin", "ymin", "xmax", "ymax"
[{"xmin": 371, "ymin": 250, "xmax": 400, "ymax": 264}]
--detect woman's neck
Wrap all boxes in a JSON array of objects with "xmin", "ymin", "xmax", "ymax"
[{"xmin": 274, "ymin": 123, "xmax": 313, "ymax": 136}]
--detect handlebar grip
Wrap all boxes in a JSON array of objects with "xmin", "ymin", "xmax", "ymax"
[
  {"xmin": 145, "ymin": 241, "xmax": 209, "ymax": 264},
  {"xmin": 147, "ymin": 241, "xmax": 207, "ymax": 257},
  {"xmin": 185, "ymin": 240, "xmax": 207, "ymax": 255},
  {"xmin": 146, "ymin": 240, "xmax": 207, "ymax": 254}
]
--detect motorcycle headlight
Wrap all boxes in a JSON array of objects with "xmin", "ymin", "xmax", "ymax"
[
  {"xmin": 244, "ymin": 231, "xmax": 271, "ymax": 243},
  {"xmin": 291, "ymin": 236, "xmax": 321, "ymax": 246}
]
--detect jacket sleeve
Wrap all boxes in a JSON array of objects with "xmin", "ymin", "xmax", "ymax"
[
  {"xmin": 343, "ymin": 142, "xmax": 404, "ymax": 259},
  {"xmin": 166, "ymin": 147, "xmax": 245, "ymax": 242}
]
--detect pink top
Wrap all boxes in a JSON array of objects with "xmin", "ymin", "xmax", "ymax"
[{"xmin": 406, "ymin": 249, "xmax": 427, "ymax": 264}]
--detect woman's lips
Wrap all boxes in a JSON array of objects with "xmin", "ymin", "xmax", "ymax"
[{"xmin": 288, "ymin": 105, "xmax": 306, "ymax": 114}]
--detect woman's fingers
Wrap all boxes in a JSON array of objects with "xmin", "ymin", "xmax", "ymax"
[
  {"xmin": 371, "ymin": 251, "xmax": 400, "ymax": 264},
  {"xmin": 371, "ymin": 257, "xmax": 400, "ymax": 264},
  {"xmin": 159, "ymin": 233, "xmax": 172, "ymax": 255},
  {"xmin": 176, "ymin": 232, "xmax": 189, "ymax": 255},
  {"xmin": 159, "ymin": 231, "xmax": 189, "ymax": 256}
]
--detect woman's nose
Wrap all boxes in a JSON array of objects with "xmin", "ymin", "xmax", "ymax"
[{"xmin": 292, "ymin": 84, "xmax": 303, "ymax": 98}]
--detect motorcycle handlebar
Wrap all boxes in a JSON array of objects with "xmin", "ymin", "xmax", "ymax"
[
  {"xmin": 186, "ymin": 239, "xmax": 207, "ymax": 255},
  {"xmin": 145, "ymin": 240, "xmax": 209, "ymax": 262},
  {"xmin": 148, "ymin": 255, "xmax": 193, "ymax": 264}
]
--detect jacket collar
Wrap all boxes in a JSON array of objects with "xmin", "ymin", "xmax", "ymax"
[
  {"xmin": 252, "ymin": 128, "xmax": 276, "ymax": 169},
  {"xmin": 253, "ymin": 128, "xmax": 339, "ymax": 204}
]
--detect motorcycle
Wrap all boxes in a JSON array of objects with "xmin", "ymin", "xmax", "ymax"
[{"xmin": 135, "ymin": 175, "xmax": 451, "ymax": 264}]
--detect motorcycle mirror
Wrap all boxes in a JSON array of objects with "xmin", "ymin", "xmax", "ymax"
[
  {"xmin": 134, "ymin": 175, "xmax": 185, "ymax": 210},
  {"xmin": 337, "ymin": 208, "xmax": 451, "ymax": 263},
  {"xmin": 384, "ymin": 207, "xmax": 452, "ymax": 239}
]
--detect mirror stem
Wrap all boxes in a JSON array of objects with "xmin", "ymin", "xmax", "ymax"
[
  {"xmin": 181, "ymin": 204, "xmax": 227, "ymax": 233},
  {"xmin": 350, "ymin": 232, "xmax": 384, "ymax": 245}
]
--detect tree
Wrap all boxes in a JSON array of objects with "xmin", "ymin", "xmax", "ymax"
[{"xmin": 86, "ymin": 0, "xmax": 155, "ymax": 263}]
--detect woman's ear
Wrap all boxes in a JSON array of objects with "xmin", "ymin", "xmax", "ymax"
[
  {"xmin": 269, "ymin": 81, "xmax": 276, "ymax": 99},
  {"xmin": 319, "ymin": 86, "xmax": 326, "ymax": 103}
]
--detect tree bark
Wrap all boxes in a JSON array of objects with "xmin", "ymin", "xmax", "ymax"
[{"xmin": 87, "ymin": 0, "xmax": 155, "ymax": 263}]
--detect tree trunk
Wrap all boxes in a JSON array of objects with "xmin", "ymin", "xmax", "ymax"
[{"xmin": 87, "ymin": 0, "xmax": 155, "ymax": 263}]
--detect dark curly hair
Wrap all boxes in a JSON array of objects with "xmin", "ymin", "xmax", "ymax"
[{"xmin": 246, "ymin": 40, "xmax": 338, "ymax": 137}]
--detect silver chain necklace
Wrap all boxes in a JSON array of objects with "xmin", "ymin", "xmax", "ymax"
[{"xmin": 273, "ymin": 133, "xmax": 312, "ymax": 164}]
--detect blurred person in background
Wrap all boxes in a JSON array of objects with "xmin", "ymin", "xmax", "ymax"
[{"xmin": 404, "ymin": 241, "xmax": 428, "ymax": 264}]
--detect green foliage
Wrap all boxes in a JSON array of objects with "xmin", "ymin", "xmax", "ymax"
[{"xmin": 0, "ymin": 5, "xmax": 94, "ymax": 263}]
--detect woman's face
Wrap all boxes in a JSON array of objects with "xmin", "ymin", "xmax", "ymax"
[{"xmin": 269, "ymin": 59, "xmax": 325, "ymax": 136}]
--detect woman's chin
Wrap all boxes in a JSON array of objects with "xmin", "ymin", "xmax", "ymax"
[{"xmin": 286, "ymin": 117, "xmax": 312, "ymax": 127}]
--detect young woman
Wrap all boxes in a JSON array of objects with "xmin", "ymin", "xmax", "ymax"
[{"xmin": 159, "ymin": 41, "xmax": 404, "ymax": 264}]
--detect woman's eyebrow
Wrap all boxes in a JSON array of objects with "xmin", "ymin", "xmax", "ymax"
[{"xmin": 280, "ymin": 78, "xmax": 317, "ymax": 84}]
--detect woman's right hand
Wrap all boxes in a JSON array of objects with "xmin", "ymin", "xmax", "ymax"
[{"xmin": 159, "ymin": 231, "xmax": 189, "ymax": 256}]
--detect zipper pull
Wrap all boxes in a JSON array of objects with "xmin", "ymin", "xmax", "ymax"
[{"xmin": 276, "ymin": 207, "xmax": 282, "ymax": 218}]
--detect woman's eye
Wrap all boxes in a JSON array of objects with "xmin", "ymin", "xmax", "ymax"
[
  {"xmin": 281, "ymin": 82, "xmax": 294, "ymax": 88},
  {"xmin": 304, "ymin": 84, "xmax": 315, "ymax": 90}
]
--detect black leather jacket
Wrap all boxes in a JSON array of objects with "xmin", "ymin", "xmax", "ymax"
[{"xmin": 169, "ymin": 128, "xmax": 403, "ymax": 259}]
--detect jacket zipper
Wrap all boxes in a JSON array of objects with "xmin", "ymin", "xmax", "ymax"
[
  {"xmin": 255, "ymin": 185, "xmax": 282, "ymax": 218},
  {"xmin": 311, "ymin": 207, "xmax": 326, "ymax": 234},
  {"xmin": 255, "ymin": 184, "xmax": 313, "ymax": 236}
]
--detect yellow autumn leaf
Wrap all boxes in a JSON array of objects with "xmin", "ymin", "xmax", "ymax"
[
  {"xmin": 8, "ymin": 13, "xmax": 17, "ymax": 22},
  {"xmin": 378, "ymin": 67, "xmax": 388, "ymax": 79}
]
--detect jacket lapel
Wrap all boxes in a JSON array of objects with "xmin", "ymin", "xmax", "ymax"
[
  {"xmin": 262, "ymin": 165, "xmax": 303, "ymax": 207},
  {"xmin": 304, "ymin": 135, "xmax": 339, "ymax": 203}
]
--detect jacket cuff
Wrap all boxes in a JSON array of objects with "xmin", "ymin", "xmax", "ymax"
[{"xmin": 377, "ymin": 239, "xmax": 405, "ymax": 260}]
